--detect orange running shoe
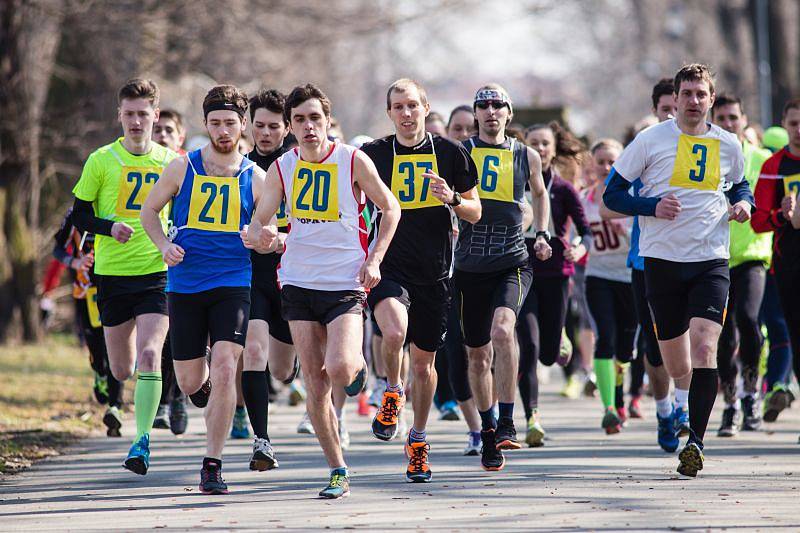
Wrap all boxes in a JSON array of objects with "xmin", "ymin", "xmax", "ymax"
[{"xmin": 371, "ymin": 390, "xmax": 405, "ymax": 441}]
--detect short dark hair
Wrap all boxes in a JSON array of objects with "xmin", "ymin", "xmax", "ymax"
[
  {"xmin": 158, "ymin": 109, "xmax": 184, "ymax": 133},
  {"xmin": 249, "ymin": 89, "xmax": 287, "ymax": 124},
  {"xmin": 447, "ymin": 105, "xmax": 474, "ymax": 128},
  {"xmin": 386, "ymin": 78, "xmax": 428, "ymax": 110},
  {"xmin": 118, "ymin": 78, "xmax": 159, "ymax": 107},
  {"xmin": 284, "ymin": 83, "xmax": 331, "ymax": 123},
  {"xmin": 202, "ymin": 84, "xmax": 248, "ymax": 119},
  {"xmin": 651, "ymin": 78, "xmax": 674, "ymax": 109},
  {"xmin": 674, "ymin": 63, "xmax": 715, "ymax": 95},
  {"xmin": 712, "ymin": 93, "xmax": 743, "ymax": 117},
  {"xmin": 782, "ymin": 98, "xmax": 800, "ymax": 119}
]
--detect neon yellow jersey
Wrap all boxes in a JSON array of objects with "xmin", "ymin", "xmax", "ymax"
[
  {"xmin": 72, "ymin": 138, "xmax": 177, "ymax": 276},
  {"xmin": 729, "ymin": 141, "xmax": 772, "ymax": 269}
]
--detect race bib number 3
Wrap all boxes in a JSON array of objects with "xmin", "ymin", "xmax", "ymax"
[
  {"xmin": 471, "ymin": 148, "xmax": 515, "ymax": 202},
  {"xmin": 669, "ymin": 135, "xmax": 721, "ymax": 191},
  {"xmin": 187, "ymin": 175, "xmax": 241, "ymax": 232},
  {"xmin": 391, "ymin": 154, "xmax": 442, "ymax": 209},
  {"xmin": 115, "ymin": 166, "xmax": 162, "ymax": 217},
  {"xmin": 783, "ymin": 173, "xmax": 800, "ymax": 196},
  {"xmin": 292, "ymin": 161, "xmax": 339, "ymax": 221}
]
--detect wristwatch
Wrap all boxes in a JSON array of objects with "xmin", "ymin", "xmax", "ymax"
[
  {"xmin": 535, "ymin": 230, "xmax": 551, "ymax": 242},
  {"xmin": 449, "ymin": 191, "xmax": 462, "ymax": 207}
]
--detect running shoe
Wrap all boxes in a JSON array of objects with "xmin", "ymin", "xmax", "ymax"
[
  {"xmin": 617, "ymin": 405, "xmax": 629, "ymax": 426},
  {"xmin": 281, "ymin": 356, "xmax": 300, "ymax": 385},
  {"xmin": 673, "ymin": 406, "xmax": 690, "ymax": 437},
  {"xmin": 582, "ymin": 371, "xmax": 598, "ymax": 398},
  {"xmin": 463, "ymin": 431, "xmax": 481, "ymax": 456},
  {"xmin": 153, "ymin": 404, "xmax": 170, "ymax": 430},
  {"xmin": 250, "ymin": 437, "xmax": 279, "ymax": 471},
  {"xmin": 405, "ymin": 440, "xmax": 432, "ymax": 483},
  {"xmin": 93, "ymin": 372, "xmax": 109, "ymax": 405},
  {"xmin": 495, "ymin": 416, "xmax": 521, "ymax": 450},
  {"xmin": 189, "ymin": 379, "xmax": 212, "ymax": 408},
  {"xmin": 741, "ymin": 395, "xmax": 762, "ymax": 431},
  {"xmin": 319, "ymin": 468, "xmax": 350, "ymax": 499},
  {"xmin": 556, "ymin": 329, "xmax": 573, "ymax": 367},
  {"xmin": 717, "ymin": 406, "xmax": 740, "ymax": 437},
  {"xmin": 338, "ymin": 418, "xmax": 351, "ymax": 450},
  {"xmin": 199, "ymin": 462, "xmax": 228, "ymax": 494},
  {"xmin": 629, "ymin": 396, "xmax": 644, "ymax": 419},
  {"xmin": 368, "ymin": 378, "xmax": 387, "ymax": 408},
  {"xmin": 297, "ymin": 412, "xmax": 315, "ymax": 434},
  {"xmin": 372, "ymin": 390, "xmax": 405, "ymax": 441},
  {"xmin": 103, "ymin": 405, "xmax": 122, "ymax": 437},
  {"xmin": 560, "ymin": 375, "xmax": 582, "ymax": 399},
  {"xmin": 357, "ymin": 391, "xmax": 371, "ymax": 416},
  {"xmin": 344, "ymin": 361, "xmax": 369, "ymax": 397},
  {"xmin": 230, "ymin": 406, "xmax": 250, "ymax": 439},
  {"xmin": 764, "ymin": 385, "xmax": 794, "ymax": 423},
  {"xmin": 677, "ymin": 440, "xmax": 704, "ymax": 478},
  {"xmin": 123, "ymin": 434, "xmax": 150, "ymax": 475},
  {"xmin": 169, "ymin": 397, "xmax": 188, "ymax": 435},
  {"xmin": 479, "ymin": 429, "xmax": 505, "ymax": 471},
  {"xmin": 439, "ymin": 400, "xmax": 461, "ymax": 421},
  {"xmin": 288, "ymin": 381, "xmax": 306, "ymax": 407},
  {"xmin": 656, "ymin": 411, "xmax": 679, "ymax": 452},
  {"xmin": 525, "ymin": 414, "xmax": 545, "ymax": 448},
  {"xmin": 602, "ymin": 408, "xmax": 622, "ymax": 435}
]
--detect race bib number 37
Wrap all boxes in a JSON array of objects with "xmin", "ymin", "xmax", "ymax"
[
  {"xmin": 187, "ymin": 175, "xmax": 241, "ymax": 232},
  {"xmin": 391, "ymin": 154, "xmax": 442, "ymax": 209},
  {"xmin": 292, "ymin": 160, "xmax": 340, "ymax": 221},
  {"xmin": 669, "ymin": 135, "xmax": 721, "ymax": 191},
  {"xmin": 115, "ymin": 166, "xmax": 162, "ymax": 217},
  {"xmin": 470, "ymin": 148, "xmax": 515, "ymax": 202}
]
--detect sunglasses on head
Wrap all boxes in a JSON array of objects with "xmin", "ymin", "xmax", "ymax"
[{"xmin": 475, "ymin": 101, "xmax": 507, "ymax": 110}]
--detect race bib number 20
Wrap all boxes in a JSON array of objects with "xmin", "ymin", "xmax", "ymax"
[{"xmin": 291, "ymin": 160, "xmax": 340, "ymax": 221}]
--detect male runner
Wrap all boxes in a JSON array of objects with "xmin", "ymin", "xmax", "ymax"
[
  {"xmin": 242, "ymin": 88, "xmax": 298, "ymax": 471},
  {"xmin": 141, "ymin": 84, "xmax": 265, "ymax": 494},
  {"xmin": 151, "ymin": 108, "xmax": 189, "ymax": 436},
  {"xmin": 711, "ymin": 94, "xmax": 772, "ymax": 436},
  {"xmin": 71, "ymin": 79, "xmax": 176, "ymax": 474},
  {"xmin": 246, "ymin": 83, "xmax": 400, "ymax": 498},
  {"xmin": 604, "ymin": 64, "xmax": 752, "ymax": 477},
  {"xmin": 454, "ymin": 84, "xmax": 551, "ymax": 471},
  {"xmin": 360, "ymin": 79, "xmax": 481, "ymax": 482}
]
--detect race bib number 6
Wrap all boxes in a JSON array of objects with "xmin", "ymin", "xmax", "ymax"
[
  {"xmin": 669, "ymin": 135, "xmax": 721, "ymax": 191},
  {"xmin": 115, "ymin": 166, "xmax": 162, "ymax": 217},
  {"xmin": 187, "ymin": 175, "xmax": 241, "ymax": 232},
  {"xmin": 292, "ymin": 160, "xmax": 340, "ymax": 221},
  {"xmin": 391, "ymin": 154, "xmax": 442, "ymax": 209},
  {"xmin": 470, "ymin": 148, "xmax": 515, "ymax": 202}
]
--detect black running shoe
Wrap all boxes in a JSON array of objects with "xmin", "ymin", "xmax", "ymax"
[
  {"xmin": 717, "ymin": 406, "xmax": 740, "ymax": 437},
  {"xmin": 281, "ymin": 356, "xmax": 301, "ymax": 385},
  {"xmin": 741, "ymin": 395, "xmax": 762, "ymax": 431},
  {"xmin": 169, "ymin": 397, "xmax": 188, "ymax": 435},
  {"xmin": 199, "ymin": 463, "xmax": 228, "ymax": 495},
  {"xmin": 189, "ymin": 379, "xmax": 212, "ymax": 408},
  {"xmin": 344, "ymin": 361, "xmax": 368, "ymax": 397},
  {"xmin": 479, "ymin": 429, "xmax": 505, "ymax": 471},
  {"xmin": 103, "ymin": 406, "xmax": 122, "ymax": 438},
  {"xmin": 764, "ymin": 386, "xmax": 792, "ymax": 423},
  {"xmin": 495, "ymin": 416, "xmax": 521, "ymax": 450},
  {"xmin": 153, "ymin": 404, "xmax": 170, "ymax": 430},
  {"xmin": 677, "ymin": 440, "xmax": 704, "ymax": 478}
]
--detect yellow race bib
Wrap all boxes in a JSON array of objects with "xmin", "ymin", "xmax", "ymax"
[
  {"xmin": 85, "ymin": 286, "xmax": 101, "ymax": 328},
  {"xmin": 783, "ymin": 173, "xmax": 800, "ymax": 196},
  {"xmin": 669, "ymin": 135, "xmax": 721, "ymax": 191},
  {"xmin": 391, "ymin": 154, "xmax": 442, "ymax": 209},
  {"xmin": 186, "ymin": 175, "xmax": 241, "ymax": 232},
  {"xmin": 291, "ymin": 160, "xmax": 339, "ymax": 221},
  {"xmin": 115, "ymin": 166, "xmax": 162, "ymax": 217},
  {"xmin": 471, "ymin": 147, "xmax": 515, "ymax": 202},
  {"xmin": 276, "ymin": 199, "xmax": 289, "ymax": 228}
]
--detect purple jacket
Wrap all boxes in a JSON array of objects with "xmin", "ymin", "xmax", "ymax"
[{"xmin": 528, "ymin": 167, "xmax": 591, "ymax": 278}]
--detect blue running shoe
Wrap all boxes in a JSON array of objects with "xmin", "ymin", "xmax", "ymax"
[
  {"xmin": 123, "ymin": 434, "xmax": 150, "ymax": 475},
  {"xmin": 230, "ymin": 406, "xmax": 250, "ymax": 439},
  {"xmin": 674, "ymin": 406, "xmax": 690, "ymax": 437},
  {"xmin": 319, "ymin": 468, "xmax": 350, "ymax": 499},
  {"xmin": 657, "ymin": 411, "xmax": 679, "ymax": 452}
]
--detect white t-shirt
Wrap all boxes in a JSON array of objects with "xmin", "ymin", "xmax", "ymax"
[
  {"xmin": 612, "ymin": 119, "xmax": 745, "ymax": 262},
  {"xmin": 582, "ymin": 188, "xmax": 632, "ymax": 283}
]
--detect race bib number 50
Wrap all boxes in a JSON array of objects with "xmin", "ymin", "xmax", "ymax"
[
  {"xmin": 115, "ymin": 166, "xmax": 162, "ymax": 217},
  {"xmin": 669, "ymin": 135, "xmax": 721, "ymax": 191}
]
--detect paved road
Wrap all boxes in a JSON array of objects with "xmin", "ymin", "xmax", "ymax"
[{"xmin": 2, "ymin": 378, "xmax": 800, "ymax": 531}]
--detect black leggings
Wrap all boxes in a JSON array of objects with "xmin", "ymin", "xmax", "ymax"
[
  {"xmin": 516, "ymin": 276, "xmax": 569, "ymax": 420},
  {"xmin": 631, "ymin": 268, "xmax": 662, "ymax": 366},
  {"xmin": 440, "ymin": 289, "xmax": 472, "ymax": 403},
  {"xmin": 774, "ymin": 264, "xmax": 800, "ymax": 388},
  {"xmin": 585, "ymin": 276, "xmax": 636, "ymax": 362},
  {"xmin": 160, "ymin": 334, "xmax": 185, "ymax": 405},
  {"xmin": 75, "ymin": 298, "xmax": 123, "ymax": 407},
  {"xmin": 717, "ymin": 261, "xmax": 766, "ymax": 403}
]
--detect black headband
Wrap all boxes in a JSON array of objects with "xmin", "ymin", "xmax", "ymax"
[{"xmin": 203, "ymin": 100, "xmax": 246, "ymax": 119}]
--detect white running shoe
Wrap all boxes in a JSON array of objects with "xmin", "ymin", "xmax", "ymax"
[
  {"xmin": 249, "ymin": 437, "xmax": 279, "ymax": 471},
  {"xmin": 338, "ymin": 417, "xmax": 351, "ymax": 450},
  {"xmin": 297, "ymin": 412, "xmax": 315, "ymax": 434}
]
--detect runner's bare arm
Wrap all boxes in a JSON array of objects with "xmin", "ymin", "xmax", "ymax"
[
  {"xmin": 245, "ymin": 162, "xmax": 283, "ymax": 251},
  {"xmin": 141, "ymin": 156, "xmax": 186, "ymax": 266}
]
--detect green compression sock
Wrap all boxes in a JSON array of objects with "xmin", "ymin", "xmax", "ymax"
[
  {"xmin": 134, "ymin": 371, "xmax": 162, "ymax": 441},
  {"xmin": 594, "ymin": 359, "xmax": 615, "ymax": 410}
]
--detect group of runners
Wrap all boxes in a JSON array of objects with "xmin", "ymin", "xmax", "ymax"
[{"xmin": 56, "ymin": 62, "xmax": 800, "ymax": 498}]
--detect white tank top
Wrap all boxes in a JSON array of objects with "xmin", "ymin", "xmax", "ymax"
[
  {"xmin": 581, "ymin": 188, "xmax": 632, "ymax": 283},
  {"xmin": 275, "ymin": 142, "xmax": 368, "ymax": 291}
]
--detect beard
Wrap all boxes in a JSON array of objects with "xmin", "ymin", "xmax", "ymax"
[{"xmin": 210, "ymin": 132, "xmax": 240, "ymax": 154}]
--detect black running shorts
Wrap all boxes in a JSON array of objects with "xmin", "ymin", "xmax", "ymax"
[
  {"xmin": 367, "ymin": 277, "xmax": 451, "ymax": 353},
  {"xmin": 95, "ymin": 272, "xmax": 167, "ymax": 327},
  {"xmin": 168, "ymin": 286, "xmax": 251, "ymax": 361},
  {"xmin": 454, "ymin": 263, "xmax": 533, "ymax": 348},
  {"xmin": 644, "ymin": 258, "xmax": 730, "ymax": 341},
  {"xmin": 250, "ymin": 280, "xmax": 293, "ymax": 345},
  {"xmin": 281, "ymin": 285, "xmax": 365, "ymax": 325}
]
